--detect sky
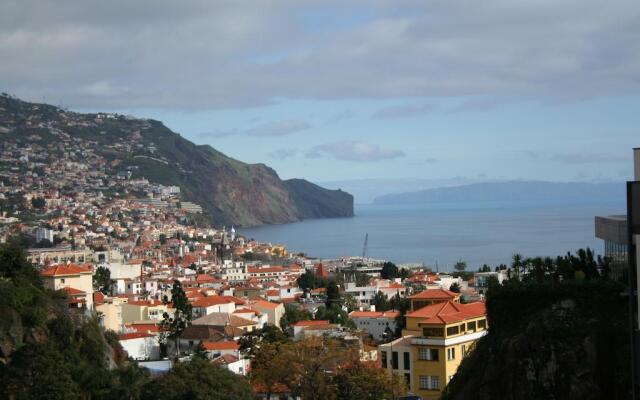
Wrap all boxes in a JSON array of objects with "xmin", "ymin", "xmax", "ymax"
[{"xmin": 1, "ymin": 0, "xmax": 639, "ymax": 184}]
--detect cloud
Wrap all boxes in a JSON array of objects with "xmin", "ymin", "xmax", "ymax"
[
  {"xmin": 372, "ymin": 102, "xmax": 435, "ymax": 119},
  {"xmin": 551, "ymin": 153, "xmax": 629, "ymax": 164},
  {"xmin": 306, "ymin": 141, "xmax": 406, "ymax": 162},
  {"xmin": 268, "ymin": 148, "xmax": 298, "ymax": 159},
  {"xmin": 1, "ymin": 0, "xmax": 638, "ymax": 109},
  {"xmin": 245, "ymin": 120, "xmax": 310, "ymax": 136}
]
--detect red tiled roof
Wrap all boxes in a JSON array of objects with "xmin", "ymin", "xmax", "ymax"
[
  {"xmin": 201, "ymin": 340, "xmax": 240, "ymax": 351},
  {"xmin": 62, "ymin": 287, "xmax": 86, "ymax": 295},
  {"xmin": 291, "ymin": 320, "xmax": 330, "ymax": 327},
  {"xmin": 349, "ymin": 310, "xmax": 400, "ymax": 319},
  {"xmin": 93, "ymin": 291, "xmax": 105, "ymax": 305},
  {"xmin": 409, "ymin": 288, "xmax": 458, "ymax": 300},
  {"xmin": 119, "ymin": 332, "xmax": 154, "ymax": 340},
  {"xmin": 196, "ymin": 274, "xmax": 217, "ymax": 283},
  {"xmin": 410, "ymin": 301, "xmax": 486, "ymax": 325},
  {"xmin": 125, "ymin": 323, "xmax": 165, "ymax": 333},
  {"xmin": 385, "ymin": 283, "xmax": 405, "ymax": 289},
  {"xmin": 191, "ymin": 295, "xmax": 244, "ymax": 308},
  {"xmin": 251, "ymin": 299, "xmax": 281, "ymax": 310},
  {"xmin": 41, "ymin": 264, "xmax": 92, "ymax": 277}
]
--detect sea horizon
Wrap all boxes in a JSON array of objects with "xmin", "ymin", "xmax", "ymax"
[{"xmin": 239, "ymin": 199, "xmax": 625, "ymax": 271}]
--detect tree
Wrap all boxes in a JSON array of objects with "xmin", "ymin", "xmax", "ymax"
[
  {"xmin": 141, "ymin": 357, "xmax": 253, "ymax": 400},
  {"xmin": 449, "ymin": 282, "xmax": 461, "ymax": 293},
  {"xmin": 454, "ymin": 260, "xmax": 467, "ymax": 273},
  {"xmin": 325, "ymin": 280, "xmax": 341, "ymax": 308},
  {"xmin": 512, "ymin": 253, "xmax": 523, "ymax": 280},
  {"xmin": 334, "ymin": 360, "xmax": 407, "ymax": 400},
  {"xmin": 372, "ymin": 291, "xmax": 389, "ymax": 311},
  {"xmin": 159, "ymin": 234, "xmax": 167, "ymax": 245},
  {"xmin": 239, "ymin": 325, "xmax": 288, "ymax": 356},
  {"xmin": 93, "ymin": 266, "xmax": 114, "ymax": 294},
  {"xmin": 280, "ymin": 304, "xmax": 312, "ymax": 330},
  {"xmin": 297, "ymin": 269, "xmax": 317, "ymax": 291},
  {"xmin": 250, "ymin": 341, "xmax": 297, "ymax": 400},
  {"xmin": 355, "ymin": 272, "xmax": 371, "ymax": 287},
  {"xmin": 161, "ymin": 280, "xmax": 192, "ymax": 356},
  {"xmin": 30, "ymin": 197, "xmax": 46, "ymax": 210},
  {"xmin": 380, "ymin": 262, "xmax": 399, "ymax": 280}
]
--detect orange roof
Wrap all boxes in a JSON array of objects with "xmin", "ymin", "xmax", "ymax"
[
  {"xmin": 349, "ymin": 310, "xmax": 399, "ymax": 319},
  {"xmin": 265, "ymin": 289, "xmax": 279, "ymax": 296},
  {"xmin": 196, "ymin": 274, "xmax": 217, "ymax": 284},
  {"xmin": 409, "ymin": 288, "xmax": 458, "ymax": 300},
  {"xmin": 125, "ymin": 323, "xmax": 165, "ymax": 333},
  {"xmin": 191, "ymin": 295, "xmax": 244, "ymax": 308},
  {"xmin": 201, "ymin": 340, "xmax": 240, "ymax": 351},
  {"xmin": 93, "ymin": 291, "xmax": 105, "ymax": 305},
  {"xmin": 385, "ymin": 283, "xmax": 405, "ymax": 289},
  {"xmin": 119, "ymin": 332, "xmax": 154, "ymax": 340},
  {"xmin": 41, "ymin": 264, "xmax": 92, "ymax": 277},
  {"xmin": 410, "ymin": 301, "xmax": 486, "ymax": 325},
  {"xmin": 251, "ymin": 299, "xmax": 281, "ymax": 310},
  {"xmin": 291, "ymin": 320, "xmax": 330, "ymax": 327},
  {"xmin": 62, "ymin": 287, "xmax": 86, "ymax": 295}
]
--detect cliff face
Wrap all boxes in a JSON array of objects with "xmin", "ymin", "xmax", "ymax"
[
  {"xmin": 0, "ymin": 94, "xmax": 354, "ymax": 226},
  {"xmin": 442, "ymin": 282, "xmax": 630, "ymax": 400}
]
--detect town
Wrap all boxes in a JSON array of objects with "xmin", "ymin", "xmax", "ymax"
[{"xmin": 0, "ymin": 95, "xmax": 502, "ymax": 399}]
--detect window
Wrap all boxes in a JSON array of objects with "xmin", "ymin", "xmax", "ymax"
[
  {"xmin": 446, "ymin": 325, "xmax": 460, "ymax": 336},
  {"xmin": 478, "ymin": 319, "xmax": 487, "ymax": 329},
  {"xmin": 392, "ymin": 351, "xmax": 399, "ymax": 369},
  {"xmin": 405, "ymin": 373, "xmax": 411, "ymax": 386},
  {"xmin": 418, "ymin": 348, "xmax": 439, "ymax": 361},
  {"xmin": 60, "ymin": 278, "xmax": 66, "ymax": 284},
  {"xmin": 381, "ymin": 351, "xmax": 387, "ymax": 368},
  {"xmin": 466, "ymin": 321, "xmax": 476, "ymax": 331},
  {"xmin": 403, "ymin": 352, "xmax": 410, "ymax": 369},
  {"xmin": 423, "ymin": 327, "xmax": 444, "ymax": 337},
  {"xmin": 419, "ymin": 375, "xmax": 440, "ymax": 390},
  {"xmin": 447, "ymin": 347, "xmax": 456, "ymax": 361},
  {"xmin": 461, "ymin": 344, "xmax": 467, "ymax": 356}
]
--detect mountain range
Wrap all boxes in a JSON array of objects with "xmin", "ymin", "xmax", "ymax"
[
  {"xmin": 374, "ymin": 181, "xmax": 625, "ymax": 204},
  {"xmin": 0, "ymin": 94, "xmax": 353, "ymax": 226}
]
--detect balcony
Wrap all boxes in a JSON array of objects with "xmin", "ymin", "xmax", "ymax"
[{"xmin": 411, "ymin": 330, "xmax": 487, "ymax": 346}]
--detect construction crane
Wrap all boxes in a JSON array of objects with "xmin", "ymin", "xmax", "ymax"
[{"xmin": 362, "ymin": 233, "xmax": 368, "ymax": 260}]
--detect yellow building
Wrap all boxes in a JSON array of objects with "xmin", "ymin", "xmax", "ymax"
[
  {"xmin": 380, "ymin": 300, "xmax": 487, "ymax": 399},
  {"xmin": 121, "ymin": 300, "xmax": 173, "ymax": 324}
]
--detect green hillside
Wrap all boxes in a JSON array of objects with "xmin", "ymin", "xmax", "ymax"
[{"xmin": 0, "ymin": 93, "xmax": 354, "ymax": 226}]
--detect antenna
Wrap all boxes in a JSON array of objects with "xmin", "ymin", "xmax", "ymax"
[{"xmin": 361, "ymin": 233, "xmax": 368, "ymax": 260}]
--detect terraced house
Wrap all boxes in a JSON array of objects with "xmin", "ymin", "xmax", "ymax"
[{"xmin": 380, "ymin": 290, "xmax": 487, "ymax": 399}]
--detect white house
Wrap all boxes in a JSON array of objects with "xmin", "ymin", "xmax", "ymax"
[
  {"xmin": 349, "ymin": 310, "xmax": 399, "ymax": 341},
  {"xmin": 119, "ymin": 332, "xmax": 161, "ymax": 360}
]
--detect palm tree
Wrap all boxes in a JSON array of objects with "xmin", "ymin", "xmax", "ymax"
[{"xmin": 511, "ymin": 253, "xmax": 523, "ymax": 280}]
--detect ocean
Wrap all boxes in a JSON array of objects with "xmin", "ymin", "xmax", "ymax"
[{"xmin": 238, "ymin": 200, "xmax": 625, "ymax": 271}]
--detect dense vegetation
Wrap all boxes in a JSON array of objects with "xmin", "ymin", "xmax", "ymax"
[
  {"xmin": 0, "ymin": 241, "xmax": 252, "ymax": 400},
  {"xmin": 442, "ymin": 249, "xmax": 630, "ymax": 400},
  {"xmin": 248, "ymin": 336, "xmax": 405, "ymax": 400}
]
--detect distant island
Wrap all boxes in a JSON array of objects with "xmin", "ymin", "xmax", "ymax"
[
  {"xmin": 374, "ymin": 181, "xmax": 625, "ymax": 204},
  {"xmin": 0, "ymin": 94, "xmax": 354, "ymax": 226}
]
